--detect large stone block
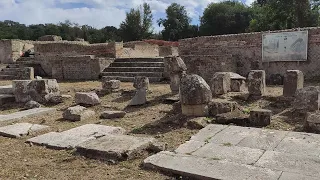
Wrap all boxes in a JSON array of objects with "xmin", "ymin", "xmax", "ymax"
[
  {"xmin": 305, "ymin": 112, "xmax": 320, "ymax": 133},
  {"xmin": 102, "ymin": 78, "xmax": 120, "ymax": 90},
  {"xmin": 249, "ymin": 109, "xmax": 272, "ymax": 127},
  {"xmin": 181, "ymin": 104, "xmax": 209, "ymax": 117},
  {"xmin": 100, "ymin": 111, "xmax": 126, "ymax": 119},
  {"xmin": 180, "ymin": 74, "xmax": 212, "ymax": 105},
  {"xmin": 283, "ymin": 70, "xmax": 304, "ymax": 97},
  {"xmin": 248, "ymin": 70, "xmax": 266, "ymax": 96},
  {"xmin": 208, "ymin": 99, "xmax": 238, "ymax": 116},
  {"xmin": 211, "ymin": 72, "xmax": 231, "ymax": 96},
  {"xmin": 12, "ymin": 79, "xmax": 60, "ymax": 103},
  {"xmin": 75, "ymin": 92, "xmax": 100, "ymax": 106},
  {"xmin": 293, "ymin": 86, "xmax": 320, "ymax": 113},
  {"xmin": 63, "ymin": 105, "xmax": 96, "ymax": 121}
]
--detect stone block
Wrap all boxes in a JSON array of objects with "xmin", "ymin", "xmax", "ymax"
[
  {"xmin": 175, "ymin": 140, "xmax": 206, "ymax": 154},
  {"xmin": 76, "ymin": 134, "xmax": 156, "ymax": 162},
  {"xmin": 17, "ymin": 67, "xmax": 34, "ymax": 80},
  {"xmin": 181, "ymin": 104, "xmax": 208, "ymax": 116},
  {"xmin": 75, "ymin": 92, "xmax": 100, "ymax": 106},
  {"xmin": 215, "ymin": 109, "xmax": 249, "ymax": 125},
  {"xmin": 133, "ymin": 76, "xmax": 149, "ymax": 90},
  {"xmin": 293, "ymin": 86, "xmax": 320, "ymax": 113},
  {"xmin": 230, "ymin": 79, "xmax": 247, "ymax": 92},
  {"xmin": 190, "ymin": 124, "xmax": 228, "ymax": 142},
  {"xmin": 0, "ymin": 108, "xmax": 56, "ymax": 122},
  {"xmin": 27, "ymin": 124, "xmax": 126, "ymax": 149},
  {"xmin": 208, "ymin": 99, "xmax": 238, "ymax": 116},
  {"xmin": 211, "ymin": 72, "xmax": 231, "ymax": 96},
  {"xmin": 128, "ymin": 89, "xmax": 147, "ymax": 106},
  {"xmin": 180, "ymin": 74, "xmax": 212, "ymax": 105},
  {"xmin": 12, "ymin": 79, "xmax": 60, "ymax": 103},
  {"xmin": 0, "ymin": 123, "xmax": 49, "ymax": 138},
  {"xmin": 0, "ymin": 85, "xmax": 13, "ymax": 94},
  {"xmin": 63, "ymin": 105, "xmax": 96, "ymax": 121},
  {"xmin": 102, "ymin": 79, "xmax": 120, "ymax": 90},
  {"xmin": 306, "ymin": 112, "xmax": 320, "ymax": 132},
  {"xmin": 24, "ymin": 100, "xmax": 41, "ymax": 110},
  {"xmin": 100, "ymin": 111, "xmax": 126, "ymax": 119},
  {"xmin": 248, "ymin": 70, "xmax": 266, "ymax": 96},
  {"xmin": 283, "ymin": 70, "xmax": 304, "ymax": 97},
  {"xmin": 249, "ymin": 109, "xmax": 272, "ymax": 127}
]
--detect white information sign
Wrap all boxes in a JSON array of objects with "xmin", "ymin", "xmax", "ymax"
[{"xmin": 262, "ymin": 31, "xmax": 308, "ymax": 62}]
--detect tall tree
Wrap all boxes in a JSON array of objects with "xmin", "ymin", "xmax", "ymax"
[
  {"xmin": 200, "ymin": 1, "xmax": 252, "ymax": 36},
  {"xmin": 119, "ymin": 3, "xmax": 153, "ymax": 41},
  {"xmin": 157, "ymin": 3, "xmax": 192, "ymax": 41}
]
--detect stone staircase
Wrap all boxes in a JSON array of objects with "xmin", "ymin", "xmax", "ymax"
[
  {"xmin": 0, "ymin": 64, "xmax": 21, "ymax": 80},
  {"xmin": 101, "ymin": 57, "xmax": 165, "ymax": 82}
]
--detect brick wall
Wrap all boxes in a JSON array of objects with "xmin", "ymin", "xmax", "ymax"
[{"xmin": 179, "ymin": 27, "xmax": 320, "ymax": 80}]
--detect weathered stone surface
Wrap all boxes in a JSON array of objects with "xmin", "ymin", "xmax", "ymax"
[
  {"xmin": 48, "ymin": 95, "xmax": 63, "ymax": 104},
  {"xmin": 216, "ymin": 109, "xmax": 249, "ymax": 125},
  {"xmin": 293, "ymin": 86, "xmax": 320, "ymax": 113},
  {"xmin": 255, "ymin": 151, "xmax": 320, "ymax": 177},
  {"xmin": 279, "ymin": 172, "xmax": 319, "ymax": 180},
  {"xmin": 190, "ymin": 124, "xmax": 228, "ymax": 142},
  {"xmin": 211, "ymin": 72, "xmax": 231, "ymax": 96},
  {"xmin": 102, "ymin": 79, "xmax": 121, "ymax": 90},
  {"xmin": 164, "ymin": 56, "xmax": 187, "ymax": 94},
  {"xmin": 274, "ymin": 131, "xmax": 320, "ymax": 157},
  {"xmin": 16, "ymin": 67, "xmax": 34, "ymax": 80},
  {"xmin": 181, "ymin": 104, "xmax": 209, "ymax": 116},
  {"xmin": 63, "ymin": 105, "xmax": 95, "ymax": 121},
  {"xmin": 192, "ymin": 143, "xmax": 264, "ymax": 165},
  {"xmin": 133, "ymin": 76, "xmax": 149, "ymax": 90},
  {"xmin": 283, "ymin": 70, "xmax": 304, "ymax": 97},
  {"xmin": 27, "ymin": 124, "xmax": 126, "ymax": 149},
  {"xmin": 180, "ymin": 74, "xmax": 212, "ymax": 105},
  {"xmin": 144, "ymin": 151, "xmax": 282, "ymax": 180},
  {"xmin": 0, "ymin": 108, "xmax": 56, "ymax": 122},
  {"xmin": 187, "ymin": 117, "xmax": 209, "ymax": 129},
  {"xmin": 231, "ymin": 79, "xmax": 247, "ymax": 92},
  {"xmin": 75, "ymin": 92, "xmax": 100, "ymax": 106},
  {"xmin": 0, "ymin": 123, "xmax": 49, "ymax": 138},
  {"xmin": 249, "ymin": 109, "xmax": 272, "ymax": 127},
  {"xmin": 24, "ymin": 100, "xmax": 41, "ymax": 109},
  {"xmin": 128, "ymin": 88, "xmax": 147, "ymax": 106},
  {"xmin": 269, "ymin": 74, "xmax": 284, "ymax": 85},
  {"xmin": 175, "ymin": 140, "xmax": 206, "ymax": 154},
  {"xmin": 208, "ymin": 99, "xmax": 238, "ymax": 116},
  {"xmin": 306, "ymin": 112, "xmax": 320, "ymax": 132},
  {"xmin": 12, "ymin": 79, "xmax": 60, "ymax": 103},
  {"xmin": 248, "ymin": 70, "xmax": 266, "ymax": 96},
  {"xmin": 100, "ymin": 111, "xmax": 126, "ymax": 119},
  {"xmin": 0, "ymin": 94, "xmax": 15, "ymax": 105},
  {"xmin": 76, "ymin": 134, "xmax": 156, "ymax": 162},
  {"xmin": 0, "ymin": 85, "xmax": 13, "ymax": 94}
]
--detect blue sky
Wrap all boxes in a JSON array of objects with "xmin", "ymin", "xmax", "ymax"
[{"xmin": 0, "ymin": 0, "xmax": 254, "ymax": 32}]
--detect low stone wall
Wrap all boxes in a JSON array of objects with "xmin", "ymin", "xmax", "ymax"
[
  {"xmin": 179, "ymin": 27, "xmax": 320, "ymax": 80},
  {"xmin": 50, "ymin": 55, "xmax": 113, "ymax": 80},
  {"xmin": 0, "ymin": 39, "xmax": 34, "ymax": 63}
]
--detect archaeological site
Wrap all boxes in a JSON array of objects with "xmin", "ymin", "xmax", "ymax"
[{"xmin": 1, "ymin": 27, "xmax": 320, "ymax": 180}]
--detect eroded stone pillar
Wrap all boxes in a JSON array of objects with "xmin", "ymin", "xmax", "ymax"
[
  {"xmin": 211, "ymin": 72, "xmax": 231, "ymax": 96},
  {"xmin": 283, "ymin": 70, "xmax": 304, "ymax": 97},
  {"xmin": 164, "ymin": 56, "xmax": 187, "ymax": 94},
  {"xmin": 248, "ymin": 70, "xmax": 266, "ymax": 97}
]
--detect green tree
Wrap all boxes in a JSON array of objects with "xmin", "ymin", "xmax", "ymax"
[
  {"xmin": 157, "ymin": 3, "xmax": 191, "ymax": 41},
  {"xmin": 200, "ymin": 1, "xmax": 252, "ymax": 36},
  {"xmin": 119, "ymin": 3, "xmax": 153, "ymax": 41}
]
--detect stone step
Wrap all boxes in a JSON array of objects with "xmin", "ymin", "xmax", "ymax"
[
  {"xmin": 110, "ymin": 62, "xmax": 164, "ymax": 67},
  {"xmin": 0, "ymin": 69, "xmax": 18, "ymax": 76},
  {"xmin": 6, "ymin": 64, "xmax": 20, "ymax": 68},
  {"xmin": 0, "ymin": 85, "xmax": 13, "ymax": 94},
  {"xmin": 0, "ymin": 75, "xmax": 16, "ymax": 80},
  {"xmin": 2, "ymin": 68, "xmax": 20, "ymax": 72},
  {"xmin": 101, "ymin": 72, "xmax": 163, "ymax": 78},
  {"xmin": 104, "ymin": 67, "xmax": 164, "ymax": 72},
  {"xmin": 101, "ymin": 76, "xmax": 164, "ymax": 82},
  {"xmin": 114, "ymin": 57, "xmax": 164, "ymax": 63},
  {"xmin": 0, "ymin": 94, "xmax": 15, "ymax": 105}
]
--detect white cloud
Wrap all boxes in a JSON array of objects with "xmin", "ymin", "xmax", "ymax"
[{"xmin": 0, "ymin": 0, "xmax": 252, "ymax": 30}]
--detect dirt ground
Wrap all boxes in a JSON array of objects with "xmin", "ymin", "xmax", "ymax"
[{"xmin": 0, "ymin": 80, "xmax": 315, "ymax": 180}]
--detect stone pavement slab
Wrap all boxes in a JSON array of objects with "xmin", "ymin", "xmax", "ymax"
[
  {"xmin": 190, "ymin": 124, "xmax": 227, "ymax": 142},
  {"xmin": 279, "ymin": 172, "xmax": 319, "ymax": 180},
  {"xmin": 144, "ymin": 151, "xmax": 282, "ymax": 180},
  {"xmin": 27, "ymin": 124, "xmax": 125, "ymax": 149},
  {"xmin": 191, "ymin": 143, "xmax": 264, "ymax": 165},
  {"xmin": 255, "ymin": 150, "xmax": 320, "ymax": 177},
  {"xmin": 77, "ymin": 134, "xmax": 155, "ymax": 161},
  {"xmin": 174, "ymin": 140, "xmax": 206, "ymax": 154},
  {"xmin": 0, "ymin": 108, "xmax": 56, "ymax": 122},
  {"xmin": 0, "ymin": 123, "xmax": 49, "ymax": 138},
  {"xmin": 274, "ymin": 131, "xmax": 320, "ymax": 157}
]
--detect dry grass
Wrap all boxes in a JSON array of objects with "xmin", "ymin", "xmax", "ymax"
[{"xmin": 0, "ymin": 80, "xmax": 318, "ymax": 179}]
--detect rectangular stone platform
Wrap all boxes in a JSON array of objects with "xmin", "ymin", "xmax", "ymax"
[
  {"xmin": 144, "ymin": 125, "xmax": 320, "ymax": 180},
  {"xmin": 27, "ymin": 124, "xmax": 126, "ymax": 149},
  {"xmin": 0, "ymin": 108, "xmax": 56, "ymax": 122},
  {"xmin": 0, "ymin": 123, "xmax": 49, "ymax": 138}
]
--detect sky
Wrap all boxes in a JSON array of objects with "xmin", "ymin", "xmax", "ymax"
[{"xmin": 0, "ymin": 0, "xmax": 255, "ymax": 32}]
